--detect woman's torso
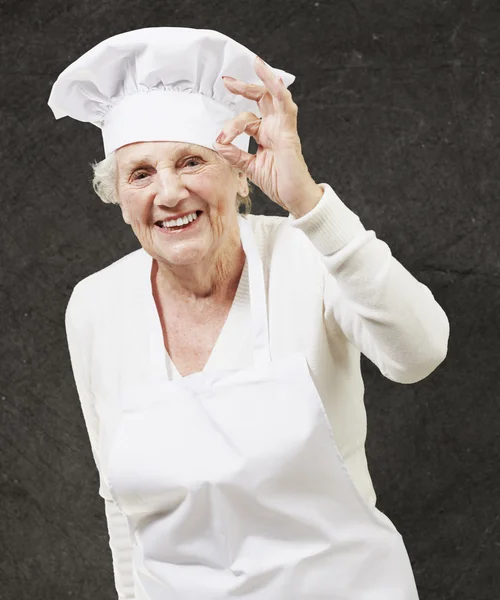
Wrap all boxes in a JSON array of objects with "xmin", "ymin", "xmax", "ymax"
[
  {"xmin": 100, "ymin": 214, "xmax": 419, "ymax": 599},
  {"xmin": 87, "ymin": 214, "xmax": 376, "ymax": 507}
]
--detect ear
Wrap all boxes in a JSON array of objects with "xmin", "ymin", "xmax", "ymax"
[{"xmin": 236, "ymin": 170, "xmax": 249, "ymax": 198}]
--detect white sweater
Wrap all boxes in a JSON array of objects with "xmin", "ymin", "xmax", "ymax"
[{"xmin": 65, "ymin": 183, "xmax": 449, "ymax": 599}]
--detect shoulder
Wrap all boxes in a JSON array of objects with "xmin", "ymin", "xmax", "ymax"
[
  {"xmin": 244, "ymin": 213, "xmax": 327, "ymax": 300},
  {"xmin": 245, "ymin": 212, "xmax": 285, "ymax": 249},
  {"xmin": 65, "ymin": 247, "xmax": 144, "ymax": 322},
  {"xmin": 246, "ymin": 212, "xmax": 326, "ymax": 269}
]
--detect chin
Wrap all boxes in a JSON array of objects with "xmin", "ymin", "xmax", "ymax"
[{"xmin": 157, "ymin": 245, "xmax": 209, "ymax": 265}]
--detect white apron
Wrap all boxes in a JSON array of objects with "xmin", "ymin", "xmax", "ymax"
[{"xmin": 107, "ymin": 215, "xmax": 420, "ymax": 600}]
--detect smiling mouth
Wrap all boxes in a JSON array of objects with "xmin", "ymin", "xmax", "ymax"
[{"xmin": 155, "ymin": 211, "xmax": 203, "ymax": 232}]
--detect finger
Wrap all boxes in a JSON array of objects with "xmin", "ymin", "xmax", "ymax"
[
  {"xmin": 223, "ymin": 78, "xmax": 266, "ymax": 102},
  {"xmin": 254, "ymin": 57, "xmax": 298, "ymax": 120},
  {"xmin": 254, "ymin": 56, "xmax": 284, "ymax": 110},
  {"xmin": 222, "ymin": 77, "xmax": 274, "ymax": 117},
  {"xmin": 217, "ymin": 112, "xmax": 262, "ymax": 146},
  {"xmin": 212, "ymin": 141, "xmax": 256, "ymax": 179}
]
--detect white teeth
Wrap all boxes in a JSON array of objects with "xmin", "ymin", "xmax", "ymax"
[{"xmin": 160, "ymin": 212, "xmax": 199, "ymax": 228}]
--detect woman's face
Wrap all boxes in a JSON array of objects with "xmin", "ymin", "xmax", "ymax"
[{"xmin": 115, "ymin": 141, "xmax": 249, "ymax": 267}]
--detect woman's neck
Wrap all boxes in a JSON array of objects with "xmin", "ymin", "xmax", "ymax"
[{"xmin": 152, "ymin": 233, "xmax": 246, "ymax": 306}]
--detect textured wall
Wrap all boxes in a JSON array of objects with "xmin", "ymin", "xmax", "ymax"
[{"xmin": 1, "ymin": 1, "xmax": 498, "ymax": 599}]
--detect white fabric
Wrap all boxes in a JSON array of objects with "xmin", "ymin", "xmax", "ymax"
[
  {"xmin": 47, "ymin": 27, "xmax": 295, "ymax": 156},
  {"xmin": 104, "ymin": 214, "xmax": 420, "ymax": 599},
  {"xmin": 65, "ymin": 182, "xmax": 449, "ymax": 599}
]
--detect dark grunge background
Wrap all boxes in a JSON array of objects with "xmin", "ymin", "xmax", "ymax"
[{"xmin": 0, "ymin": 1, "xmax": 499, "ymax": 599}]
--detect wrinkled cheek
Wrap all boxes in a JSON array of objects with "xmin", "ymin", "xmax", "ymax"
[
  {"xmin": 121, "ymin": 189, "xmax": 151, "ymax": 220},
  {"xmin": 205, "ymin": 213, "xmax": 219, "ymax": 239}
]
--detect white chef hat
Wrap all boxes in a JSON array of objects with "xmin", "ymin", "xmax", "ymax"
[{"xmin": 48, "ymin": 27, "xmax": 295, "ymax": 157}]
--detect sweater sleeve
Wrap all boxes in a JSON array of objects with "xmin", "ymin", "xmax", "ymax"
[
  {"xmin": 65, "ymin": 286, "xmax": 136, "ymax": 599},
  {"xmin": 105, "ymin": 499, "xmax": 136, "ymax": 599},
  {"xmin": 287, "ymin": 183, "xmax": 450, "ymax": 384}
]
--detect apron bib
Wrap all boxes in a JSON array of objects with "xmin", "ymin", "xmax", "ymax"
[{"xmin": 106, "ymin": 215, "xmax": 420, "ymax": 600}]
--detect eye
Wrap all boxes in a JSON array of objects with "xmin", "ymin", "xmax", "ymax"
[
  {"xmin": 184, "ymin": 157, "xmax": 202, "ymax": 168},
  {"xmin": 131, "ymin": 169, "xmax": 150, "ymax": 181}
]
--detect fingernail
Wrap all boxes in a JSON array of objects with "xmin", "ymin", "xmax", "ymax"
[
  {"xmin": 222, "ymin": 75, "xmax": 237, "ymax": 81},
  {"xmin": 216, "ymin": 132, "xmax": 225, "ymax": 143}
]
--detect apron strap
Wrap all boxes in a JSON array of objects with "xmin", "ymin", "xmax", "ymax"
[{"xmin": 238, "ymin": 215, "xmax": 271, "ymax": 366}]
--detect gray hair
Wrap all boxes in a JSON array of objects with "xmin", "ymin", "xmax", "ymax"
[{"xmin": 91, "ymin": 152, "xmax": 252, "ymax": 216}]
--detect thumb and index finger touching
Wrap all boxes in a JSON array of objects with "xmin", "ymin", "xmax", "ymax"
[
  {"xmin": 212, "ymin": 56, "xmax": 295, "ymax": 174},
  {"xmin": 212, "ymin": 115, "xmax": 261, "ymax": 175}
]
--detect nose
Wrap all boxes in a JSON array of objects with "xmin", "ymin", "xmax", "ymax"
[{"xmin": 153, "ymin": 167, "xmax": 189, "ymax": 207}]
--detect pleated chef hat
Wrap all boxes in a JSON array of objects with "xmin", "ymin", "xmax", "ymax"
[{"xmin": 48, "ymin": 27, "xmax": 295, "ymax": 157}]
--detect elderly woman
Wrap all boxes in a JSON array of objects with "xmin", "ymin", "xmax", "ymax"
[{"xmin": 49, "ymin": 27, "xmax": 449, "ymax": 600}]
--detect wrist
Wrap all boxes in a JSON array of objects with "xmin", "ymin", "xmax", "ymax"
[{"xmin": 289, "ymin": 184, "xmax": 324, "ymax": 219}]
